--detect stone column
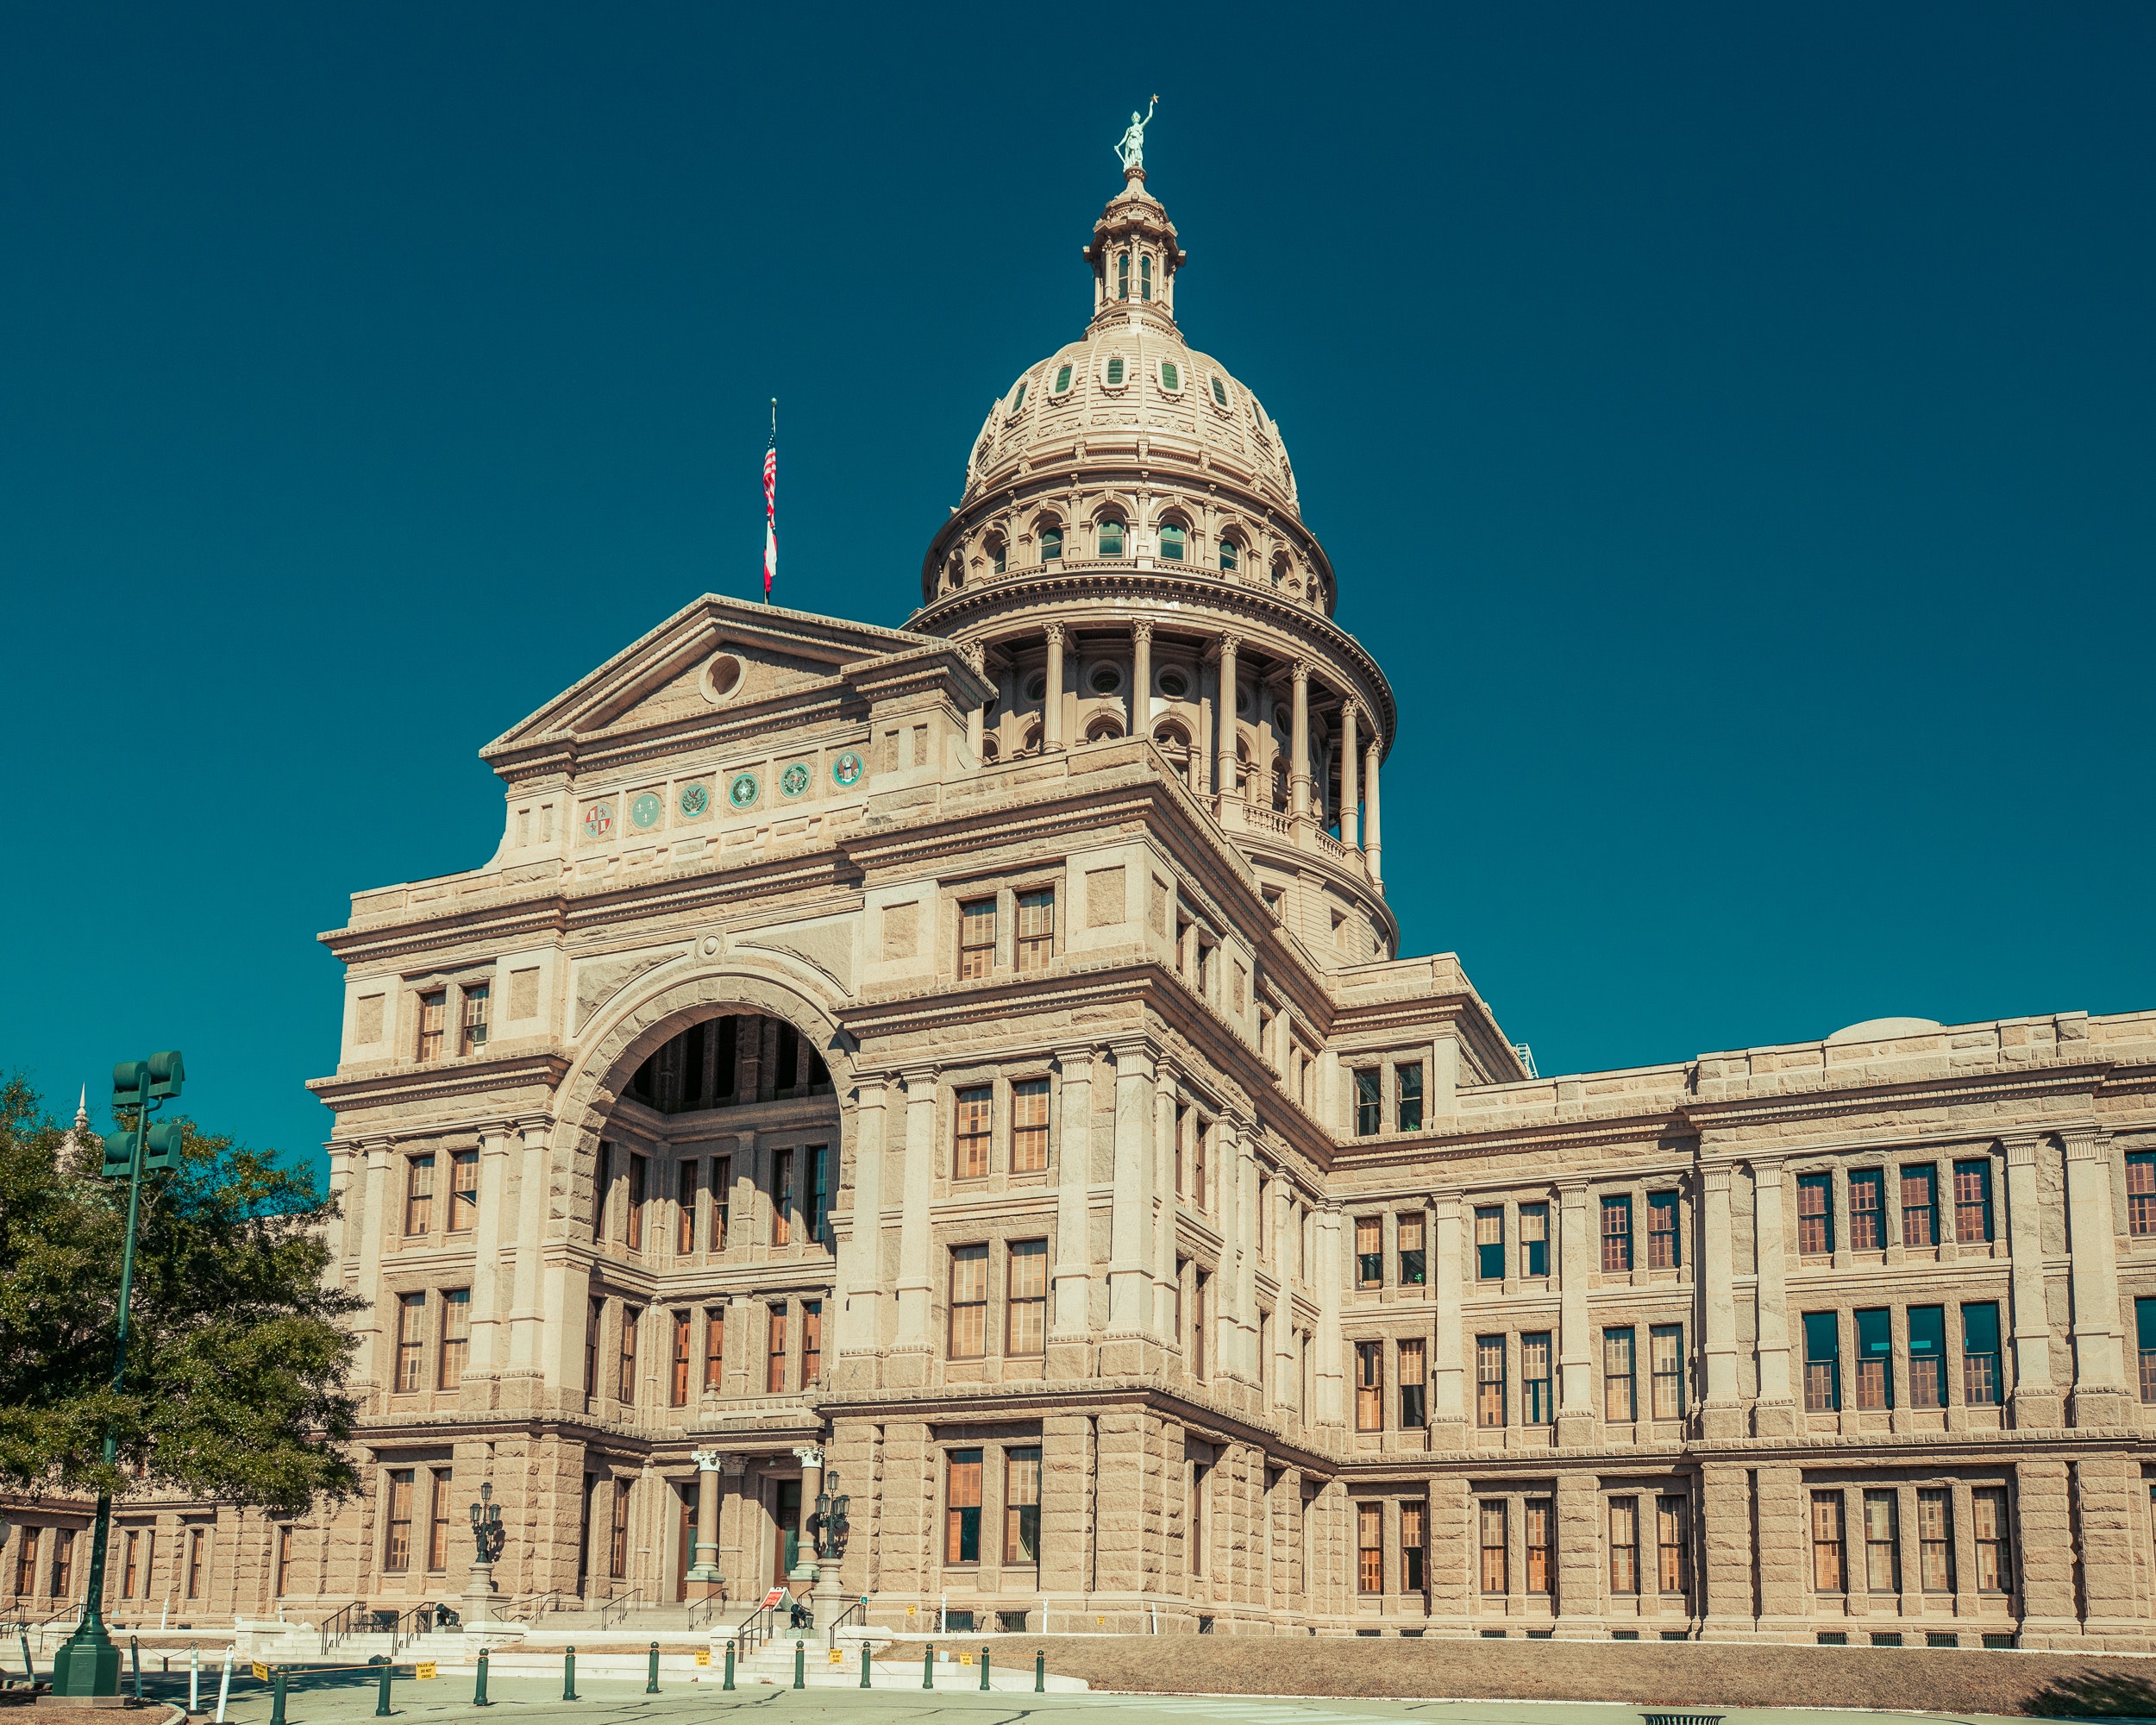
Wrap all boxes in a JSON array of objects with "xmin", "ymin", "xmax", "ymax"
[
  {"xmin": 889, "ymin": 1066, "xmax": 939, "ymax": 1386},
  {"xmin": 466, "ymin": 1126, "xmax": 512, "ymax": 1387},
  {"xmin": 1555, "ymin": 1181, "xmax": 1595, "ymax": 1444},
  {"xmin": 1699, "ymin": 1162, "xmax": 1742, "ymax": 1440},
  {"xmin": 791, "ymin": 1447, "xmax": 824, "ymax": 1584},
  {"xmin": 1289, "ymin": 662, "xmax": 1312, "ymax": 820},
  {"xmin": 966, "ymin": 699, "xmax": 984, "ymax": 761},
  {"xmin": 1430, "ymin": 1193, "xmax": 1466, "ymax": 1442},
  {"xmin": 1214, "ymin": 634, "xmax": 1239, "ymax": 806},
  {"xmin": 2015, "ymin": 1459, "xmax": 2077, "ymax": 1645},
  {"xmin": 1234, "ymin": 1126, "xmax": 1260, "ymax": 1383},
  {"xmin": 1338, "ymin": 699, "xmax": 1359, "ymax": 850},
  {"xmin": 1315, "ymin": 1213, "xmax": 1344, "ymax": 1427},
  {"xmin": 2064, "ymin": 1128, "xmax": 2130, "ymax": 1425},
  {"xmin": 505, "ymin": 1119, "xmax": 550, "ymax": 1386},
  {"xmin": 1554, "ymin": 1472, "xmax": 1601, "ymax": 1639},
  {"xmin": 1153, "ymin": 1065, "xmax": 1180, "ymax": 1346},
  {"xmin": 354, "ymin": 1140, "xmax": 391, "ymax": 1397},
  {"xmin": 1698, "ymin": 1463, "xmax": 1754, "ymax": 1637},
  {"xmin": 687, "ymin": 1450, "xmax": 724, "ymax": 1594},
  {"xmin": 1043, "ymin": 624, "xmax": 1066, "ymax": 752},
  {"xmin": 840, "ymin": 1076, "xmax": 889, "ymax": 1381},
  {"xmin": 1752, "ymin": 1158, "xmax": 1795, "ymax": 1433},
  {"xmin": 2002, "ymin": 1132, "xmax": 2061, "ymax": 1427},
  {"xmin": 1131, "ymin": 620, "xmax": 1152, "ymax": 741},
  {"xmin": 1363, "ymin": 740, "xmax": 1382, "ymax": 886},
  {"xmin": 1103, "ymin": 1038, "xmax": 1154, "ymax": 1369},
  {"xmin": 1050, "ymin": 1047, "xmax": 1094, "ymax": 1377}
]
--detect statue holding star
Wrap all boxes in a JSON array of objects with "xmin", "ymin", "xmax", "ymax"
[{"xmin": 1114, "ymin": 97, "xmax": 1159, "ymax": 172}]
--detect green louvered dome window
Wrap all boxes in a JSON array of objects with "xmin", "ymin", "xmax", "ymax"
[
  {"xmin": 1106, "ymin": 356, "xmax": 1125, "ymax": 386},
  {"xmin": 1040, "ymin": 527, "xmax": 1062, "ymax": 561},
  {"xmin": 1054, "ymin": 364, "xmax": 1072, "ymax": 393},
  {"xmin": 1219, "ymin": 540, "xmax": 1238, "ymax": 573},
  {"xmin": 1158, "ymin": 524, "xmax": 1185, "ymax": 561},
  {"xmin": 1211, "ymin": 376, "xmax": 1227, "ymax": 406},
  {"xmin": 1160, "ymin": 361, "xmax": 1179, "ymax": 391},
  {"xmin": 1097, "ymin": 519, "xmax": 1125, "ymax": 557}
]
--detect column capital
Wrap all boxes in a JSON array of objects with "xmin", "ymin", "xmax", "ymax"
[
  {"xmin": 1043, "ymin": 621, "xmax": 1066, "ymax": 647},
  {"xmin": 1701, "ymin": 1164, "xmax": 1735, "ymax": 1195},
  {"xmin": 852, "ymin": 1071, "xmax": 893, "ymax": 1104},
  {"xmin": 792, "ymin": 1445, "xmax": 825, "ymax": 1471},
  {"xmin": 1131, "ymin": 619, "xmax": 1154, "ymax": 645},
  {"xmin": 2061, "ymin": 1126, "xmax": 2111, "ymax": 1159},
  {"xmin": 1053, "ymin": 1045, "xmax": 1096, "ymax": 1076},
  {"xmin": 897, "ymin": 1063, "xmax": 941, "ymax": 1093},
  {"xmin": 1339, "ymin": 696, "xmax": 1361, "ymax": 727},
  {"xmin": 2002, "ymin": 1132, "xmax": 2044, "ymax": 1165},
  {"xmin": 1217, "ymin": 630, "xmax": 1243, "ymax": 655},
  {"xmin": 1290, "ymin": 659, "xmax": 1311, "ymax": 687},
  {"xmin": 1106, "ymin": 1036, "xmax": 1155, "ymax": 1076},
  {"xmin": 691, "ymin": 1448, "xmax": 727, "ymax": 1472}
]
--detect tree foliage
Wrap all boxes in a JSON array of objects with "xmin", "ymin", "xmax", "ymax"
[{"xmin": 0, "ymin": 1075, "xmax": 360, "ymax": 1515}]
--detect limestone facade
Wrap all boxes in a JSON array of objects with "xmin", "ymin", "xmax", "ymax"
[{"xmin": 11, "ymin": 164, "xmax": 2156, "ymax": 1650}]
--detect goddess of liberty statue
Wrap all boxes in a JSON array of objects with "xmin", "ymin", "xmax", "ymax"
[{"xmin": 1114, "ymin": 97, "xmax": 1157, "ymax": 172}]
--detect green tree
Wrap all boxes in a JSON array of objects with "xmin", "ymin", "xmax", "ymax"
[{"xmin": 0, "ymin": 1075, "xmax": 360, "ymax": 1515}]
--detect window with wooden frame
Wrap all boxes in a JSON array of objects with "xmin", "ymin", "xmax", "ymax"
[
  {"xmin": 1797, "ymin": 1172, "xmax": 1833, "ymax": 1253},
  {"xmin": 1189, "ymin": 1268, "xmax": 1209, "ymax": 1377},
  {"xmin": 1005, "ymin": 1447, "xmax": 1041, "ymax": 1564},
  {"xmin": 1803, "ymin": 1311, "xmax": 1840, "ymax": 1411},
  {"xmin": 946, "ymin": 1450, "xmax": 983, "ymax": 1563},
  {"xmin": 275, "ymin": 1526, "xmax": 290, "ymax": 1596},
  {"xmin": 1954, "ymin": 1159, "xmax": 1994, "ymax": 1242},
  {"xmin": 1646, "ymin": 1190, "xmax": 1680, "ymax": 1268},
  {"xmin": 609, "ymin": 1479, "xmax": 630, "ymax": 1579},
  {"xmin": 449, "ymin": 1150, "xmax": 479, "ymax": 1232},
  {"xmin": 1017, "ymin": 888, "xmax": 1055, "ymax": 970},
  {"xmin": 1908, "ymin": 1304, "xmax": 1947, "ymax": 1407},
  {"xmin": 1604, "ymin": 1327, "xmax": 1637, "ymax": 1421},
  {"xmin": 802, "ymin": 1301, "xmax": 822, "ymax": 1387},
  {"xmin": 1011, "ymin": 1079, "xmax": 1050, "ymax": 1174},
  {"xmin": 1811, "ymin": 1491, "xmax": 1845, "ymax": 1591},
  {"xmin": 949, "ymin": 1245, "xmax": 988, "ymax": 1358},
  {"xmin": 1399, "ymin": 1337, "xmax": 1426, "ymax": 1428},
  {"xmin": 52, "ymin": 1529, "xmax": 76, "ymax": 1599},
  {"xmin": 676, "ymin": 1160, "xmax": 698, "ymax": 1255},
  {"xmin": 1521, "ymin": 1332, "xmax": 1553, "ymax": 1423},
  {"xmin": 958, "ymin": 898, "xmax": 997, "ymax": 979},
  {"xmin": 417, "ymin": 990, "xmax": 447, "ymax": 1061},
  {"xmin": 1353, "ymin": 1068, "xmax": 1381, "ymax": 1136},
  {"xmin": 460, "ymin": 983, "xmax": 489, "ymax": 1055},
  {"xmin": 584, "ymin": 1298, "xmax": 601, "ymax": 1408},
  {"xmin": 1962, "ymin": 1302, "xmax": 2002, "ymax": 1405},
  {"xmin": 1847, "ymin": 1169, "xmax": 1885, "ymax": 1250},
  {"xmin": 617, "ymin": 1307, "xmax": 640, "ymax": 1403},
  {"xmin": 1396, "ymin": 1062, "xmax": 1424, "ymax": 1131},
  {"xmin": 1401, "ymin": 1501, "xmax": 1426, "ymax": 1592},
  {"xmin": 1657, "ymin": 1494, "xmax": 1690, "ymax": 1594},
  {"xmin": 1006, "ymin": 1239, "xmax": 1047, "ymax": 1357},
  {"xmin": 808, "ymin": 1145, "xmax": 830, "ymax": 1245},
  {"xmin": 625, "ymin": 1152, "xmax": 649, "ymax": 1252},
  {"xmin": 1188, "ymin": 1457, "xmax": 1209, "ymax": 1575},
  {"xmin": 2141, "ymin": 1298, "xmax": 2156, "ymax": 1402},
  {"xmin": 1355, "ymin": 1339, "xmax": 1383, "ymax": 1431},
  {"xmin": 1854, "ymin": 1308, "xmax": 1892, "ymax": 1409},
  {"xmin": 1479, "ymin": 1501, "xmax": 1507, "ymax": 1593},
  {"xmin": 12, "ymin": 1528, "xmax": 37, "ymax": 1597},
  {"xmin": 594, "ymin": 1143, "xmax": 614, "ymax": 1244},
  {"xmin": 1600, "ymin": 1195, "xmax": 1633, "ymax": 1271},
  {"xmin": 1918, "ymin": 1489, "xmax": 1955, "ymax": 1592},
  {"xmin": 1524, "ymin": 1496, "xmax": 1555, "ymax": 1596},
  {"xmin": 1398, "ymin": 1212, "xmax": 1426, "ymax": 1285},
  {"xmin": 427, "ymin": 1471, "xmax": 452, "ymax": 1571},
  {"xmin": 713, "ymin": 1156, "xmax": 730, "ymax": 1250},
  {"xmin": 436, "ymin": 1289, "xmax": 470, "ymax": 1389},
  {"xmin": 1650, "ymin": 1323, "xmax": 1685, "ymax": 1419},
  {"xmin": 2130, "ymin": 1152, "xmax": 2156, "ymax": 1236},
  {"xmin": 1192, "ymin": 1117, "xmax": 1209, "ymax": 1210},
  {"xmin": 1475, "ymin": 1206, "xmax": 1504, "ymax": 1280},
  {"xmin": 770, "ymin": 1148, "xmax": 793, "ymax": 1246},
  {"xmin": 954, "ymin": 1087, "xmax": 993, "ymax": 1180},
  {"xmin": 1901, "ymin": 1165, "xmax": 1938, "ymax": 1246},
  {"xmin": 404, "ymin": 1154, "xmax": 435, "ymax": 1236},
  {"xmin": 1356, "ymin": 1216, "xmax": 1382, "ymax": 1288},
  {"xmin": 384, "ymin": 1471, "xmax": 415, "ymax": 1572},
  {"xmin": 1971, "ymin": 1488, "xmax": 2011, "ymax": 1592},
  {"xmin": 766, "ymin": 1304, "xmax": 787, "ymax": 1393},
  {"xmin": 395, "ymin": 1292, "xmax": 426, "ymax": 1393},
  {"xmin": 1520, "ymin": 1202, "xmax": 1549, "ymax": 1276},
  {"xmin": 121, "ymin": 1529, "xmax": 141, "ymax": 1598},
  {"xmin": 1357, "ymin": 1503, "xmax": 1382, "ymax": 1594},
  {"xmin": 1608, "ymin": 1496, "xmax": 1640, "ymax": 1593},
  {"xmin": 1476, "ymin": 1335, "xmax": 1506, "ymax": 1427},
  {"xmin": 1864, "ymin": 1490, "xmax": 1900, "ymax": 1592},
  {"xmin": 669, "ymin": 1310, "xmax": 693, "ymax": 1407},
  {"xmin": 703, "ymin": 1307, "xmax": 725, "ymax": 1394}
]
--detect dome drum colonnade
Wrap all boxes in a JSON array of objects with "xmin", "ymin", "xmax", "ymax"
[{"xmin": 912, "ymin": 163, "xmax": 1394, "ymax": 947}]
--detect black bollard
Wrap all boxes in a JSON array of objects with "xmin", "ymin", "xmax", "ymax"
[
  {"xmin": 646, "ymin": 1641, "xmax": 660, "ymax": 1694},
  {"xmin": 271, "ymin": 1667, "xmax": 290, "ymax": 1725},
  {"xmin": 473, "ymin": 1648, "xmax": 491, "ymax": 1708},
  {"xmin": 980, "ymin": 1647, "xmax": 990, "ymax": 1691},
  {"xmin": 374, "ymin": 1654, "xmax": 392, "ymax": 1718},
  {"xmin": 562, "ymin": 1647, "xmax": 578, "ymax": 1703},
  {"xmin": 1036, "ymin": 1648, "xmax": 1046, "ymax": 1693},
  {"xmin": 793, "ymin": 1642, "xmax": 804, "ymax": 1690}
]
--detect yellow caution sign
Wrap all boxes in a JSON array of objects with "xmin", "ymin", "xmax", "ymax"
[
  {"xmin": 415, "ymin": 1662, "xmax": 437, "ymax": 1681},
  {"xmin": 693, "ymin": 1649, "xmax": 711, "ymax": 1668},
  {"xmin": 251, "ymin": 1665, "xmax": 269, "ymax": 1683},
  {"xmin": 958, "ymin": 1652, "xmax": 974, "ymax": 1667},
  {"xmin": 905, "ymin": 1604, "xmax": 918, "ymax": 1617},
  {"xmin": 827, "ymin": 1649, "xmax": 843, "ymax": 1666},
  {"xmin": 1095, "ymin": 1615, "xmax": 1106, "ymax": 1627}
]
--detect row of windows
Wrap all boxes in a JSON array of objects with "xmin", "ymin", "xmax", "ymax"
[
  {"xmin": 594, "ymin": 1142, "xmax": 830, "ymax": 1253},
  {"xmin": 977, "ymin": 522, "xmax": 1290, "ymax": 583},
  {"xmin": 1796, "ymin": 1161, "xmax": 1994, "ymax": 1253},
  {"xmin": 401, "ymin": 1148, "xmax": 479, "ymax": 1236},
  {"xmin": 624, "ymin": 1014, "xmax": 832, "ymax": 1116},
  {"xmin": 9, "ymin": 1524, "xmax": 219, "ymax": 1604},
  {"xmin": 956, "ymin": 890, "xmax": 1056, "ymax": 979},
  {"xmin": 1348, "ymin": 1193, "xmax": 1683, "ymax": 1290},
  {"xmin": 582, "ymin": 1297, "xmax": 822, "ymax": 1408},
  {"xmin": 1802, "ymin": 1302, "xmax": 2005, "ymax": 1412},
  {"xmin": 1465, "ymin": 1496, "xmax": 1694, "ymax": 1600},
  {"xmin": 1351, "ymin": 1063, "xmax": 1425, "ymax": 1135},
  {"xmin": 1810, "ymin": 1487, "xmax": 2011, "ymax": 1594},
  {"xmin": 414, "ymin": 982, "xmax": 489, "ymax": 1061}
]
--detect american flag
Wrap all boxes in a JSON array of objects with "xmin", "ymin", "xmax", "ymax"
[{"xmin": 761, "ymin": 420, "xmax": 777, "ymax": 602}]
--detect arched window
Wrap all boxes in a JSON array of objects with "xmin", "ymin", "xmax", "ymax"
[
  {"xmin": 1039, "ymin": 526, "xmax": 1062, "ymax": 562},
  {"xmin": 1097, "ymin": 518, "xmax": 1125, "ymax": 557},
  {"xmin": 1271, "ymin": 554, "xmax": 1290, "ymax": 588},
  {"xmin": 1117, "ymin": 254, "xmax": 1130, "ymax": 300},
  {"xmin": 1211, "ymin": 376, "xmax": 1228, "ymax": 407},
  {"xmin": 1085, "ymin": 712, "xmax": 1125, "ymax": 743},
  {"xmin": 1106, "ymin": 355, "xmax": 1125, "ymax": 386},
  {"xmin": 1010, "ymin": 382, "xmax": 1026, "ymax": 414},
  {"xmin": 1159, "ymin": 361, "xmax": 1179, "ymax": 392},
  {"xmin": 1019, "ymin": 720, "xmax": 1042, "ymax": 756},
  {"xmin": 1219, "ymin": 538, "xmax": 1239, "ymax": 573},
  {"xmin": 981, "ymin": 736, "xmax": 1000, "ymax": 764},
  {"xmin": 1140, "ymin": 255, "xmax": 1152, "ymax": 300},
  {"xmin": 988, "ymin": 537, "xmax": 1006, "ymax": 575},
  {"xmin": 1054, "ymin": 364, "xmax": 1073, "ymax": 393},
  {"xmin": 1152, "ymin": 720, "xmax": 1194, "ymax": 786},
  {"xmin": 1158, "ymin": 524, "xmax": 1186, "ymax": 561}
]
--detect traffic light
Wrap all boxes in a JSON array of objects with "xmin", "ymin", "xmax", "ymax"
[
  {"xmin": 103, "ymin": 1051, "xmax": 186, "ymax": 1178},
  {"xmin": 101, "ymin": 1131, "xmax": 135, "ymax": 1179},
  {"xmin": 143, "ymin": 1120, "xmax": 185, "ymax": 1171},
  {"xmin": 147, "ymin": 1051, "xmax": 185, "ymax": 1101}
]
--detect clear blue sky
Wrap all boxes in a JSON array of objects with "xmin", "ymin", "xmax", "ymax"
[{"xmin": 3, "ymin": 4, "xmax": 2150, "ymax": 1173}]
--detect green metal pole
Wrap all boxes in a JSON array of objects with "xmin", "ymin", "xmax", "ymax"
[
  {"xmin": 979, "ymin": 1647, "xmax": 989, "ymax": 1691},
  {"xmin": 922, "ymin": 1645, "xmax": 933, "ymax": 1689},
  {"xmin": 473, "ymin": 1648, "xmax": 490, "ymax": 1707},
  {"xmin": 860, "ymin": 1642, "xmax": 871, "ymax": 1689},
  {"xmin": 793, "ymin": 1642, "xmax": 804, "ymax": 1690},
  {"xmin": 722, "ymin": 1640, "xmax": 734, "ymax": 1691},
  {"xmin": 130, "ymin": 1637, "xmax": 142, "ymax": 1701},
  {"xmin": 374, "ymin": 1656, "xmax": 392, "ymax": 1717},
  {"xmin": 562, "ymin": 1647, "xmax": 577, "ymax": 1702},
  {"xmin": 646, "ymin": 1640, "xmax": 660, "ymax": 1693},
  {"xmin": 270, "ymin": 1668, "xmax": 288, "ymax": 1725},
  {"xmin": 52, "ymin": 1087, "xmax": 152, "ymax": 1698},
  {"xmin": 1036, "ymin": 1648, "xmax": 1045, "ymax": 1692}
]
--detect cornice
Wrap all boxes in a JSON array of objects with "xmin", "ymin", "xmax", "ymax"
[{"xmin": 308, "ymin": 1051, "xmax": 573, "ymax": 1111}]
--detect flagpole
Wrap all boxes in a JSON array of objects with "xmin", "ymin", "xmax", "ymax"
[{"xmin": 762, "ymin": 398, "xmax": 778, "ymax": 605}]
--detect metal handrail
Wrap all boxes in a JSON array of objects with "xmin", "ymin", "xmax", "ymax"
[
  {"xmin": 733, "ymin": 1597, "xmax": 778, "ymax": 1659},
  {"xmin": 824, "ymin": 1596, "xmax": 865, "ymax": 1651},
  {"xmin": 317, "ymin": 1600, "xmax": 369, "ymax": 1657},
  {"xmin": 500, "ymin": 1590, "xmax": 563, "ymax": 1626},
  {"xmin": 389, "ymin": 1604, "xmax": 433, "ymax": 1654},
  {"xmin": 684, "ymin": 1592, "xmax": 729, "ymax": 1632},
  {"xmin": 596, "ymin": 1587, "xmax": 646, "ymax": 1629}
]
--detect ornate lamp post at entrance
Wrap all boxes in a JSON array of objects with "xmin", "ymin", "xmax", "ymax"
[
  {"xmin": 462, "ymin": 1482, "xmax": 506, "ymax": 1629},
  {"xmin": 51, "ymin": 1052, "xmax": 186, "ymax": 1698}
]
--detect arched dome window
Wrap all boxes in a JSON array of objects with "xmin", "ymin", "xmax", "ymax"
[
  {"xmin": 1159, "ymin": 361, "xmax": 1179, "ymax": 392},
  {"xmin": 1010, "ymin": 382, "xmax": 1026, "ymax": 414},
  {"xmin": 1152, "ymin": 719, "xmax": 1194, "ymax": 787},
  {"xmin": 1039, "ymin": 525, "xmax": 1062, "ymax": 562},
  {"xmin": 1085, "ymin": 712, "xmax": 1125, "ymax": 743},
  {"xmin": 1054, "ymin": 364, "xmax": 1073, "ymax": 394},
  {"xmin": 1117, "ymin": 253, "xmax": 1130, "ymax": 300},
  {"xmin": 1219, "ymin": 538, "xmax": 1239, "ymax": 574},
  {"xmin": 1158, "ymin": 524, "xmax": 1186, "ymax": 561},
  {"xmin": 1140, "ymin": 255, "xmax": 1153, "ymax": 300},
  {"xmin": 1097, "ymin": 518, "xmax": 1125, "ymax": 558},
  {"xmin": 1271, "ymin": 553, "xmax": 1291, "ymax": 588},
  {"xmin": 987, "ymin": 536, "xmax": 1006, "ymax": 575},
  {"xmin": 1105, "ymin": 355, "xmax": 1125, "ymax": 386},
  {"xmin": 1019, "ymin": 720, "xmax": 1043, "ymax": 757},
  {"xmin": 1211, "ymin": 375, "xmax": 1228, "ymax": 407},
  {"xmin": 981, "ymin": 736, "xmax": 1000, "ymax": 764}
]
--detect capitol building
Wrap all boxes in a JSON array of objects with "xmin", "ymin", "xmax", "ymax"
[{"xmin": 15, "ymin": 149, "xmax": 2156, "ymax": 1650}]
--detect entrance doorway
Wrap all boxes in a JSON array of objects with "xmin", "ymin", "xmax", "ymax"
[
  {"xmin": 675, "ymin": 1482, "xmax": 698, "ymax": 1602},
  {"xmin": 771, "ymin": 1479, "xmax": 800, "ymax": 1585}
]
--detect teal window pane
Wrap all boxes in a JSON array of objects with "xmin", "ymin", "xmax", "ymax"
[
  {"xmin": 1012, "ymin": 383, "xmax": 1025, "ymax": 412},
  {"xmin": 2138, "ymin": 1298, "xmax": 2156, "ymax": 1353},
  {"xmin": 1055, "ymin": 365, "xmax": 1072, "ymax": 392},
  {"xmin": 1219, "ymin": 541, "xmax": 1238, "ymax": 572},
  {"xmin": 1097, "ymin": 522, "xmax": 1124, "ymax": 555},
  {"xmin": 1856, "ymin": 1308, "xmax": 1891, "ymax": 1358},
  {"xmin": 1908, "ymin": 1305, "xmax": 1945, "ymax": 1356},
  {"xmin": 1962, "ymin": 1302, "xmax": 2001, "ymax": 1356},
  {"xmin": 1802, "ymin": 1310, "xmax": 1839, "ymax": 1363},
  {"xmin": 1040, "ymin": 528, "xmax": 1062, "ymax": 561},
  {"xmin": 1211, "ymin": 376, "xmax": 1227, "ymax": 405},
  {"xmin": 1161, "ymin": 361, "xmax": 1179, "ymax": 391},
  {"xmin": 1106, "ymin": 357, "xmax": 1125, "ymax": 385},
  {"xmin": 1159, "ymin": 524, "xmax": 1185, "ymax": 561}
]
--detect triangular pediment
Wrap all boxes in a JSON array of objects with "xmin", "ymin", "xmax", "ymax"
[{"xmin": 482, "ymin": 593, "xmax": 942, "ymax": 772}]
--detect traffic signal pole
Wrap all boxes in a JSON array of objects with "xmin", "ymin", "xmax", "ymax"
[{"xmin": 51, "ymin": 1051, "xmax": 184, "ymax": 1698}]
